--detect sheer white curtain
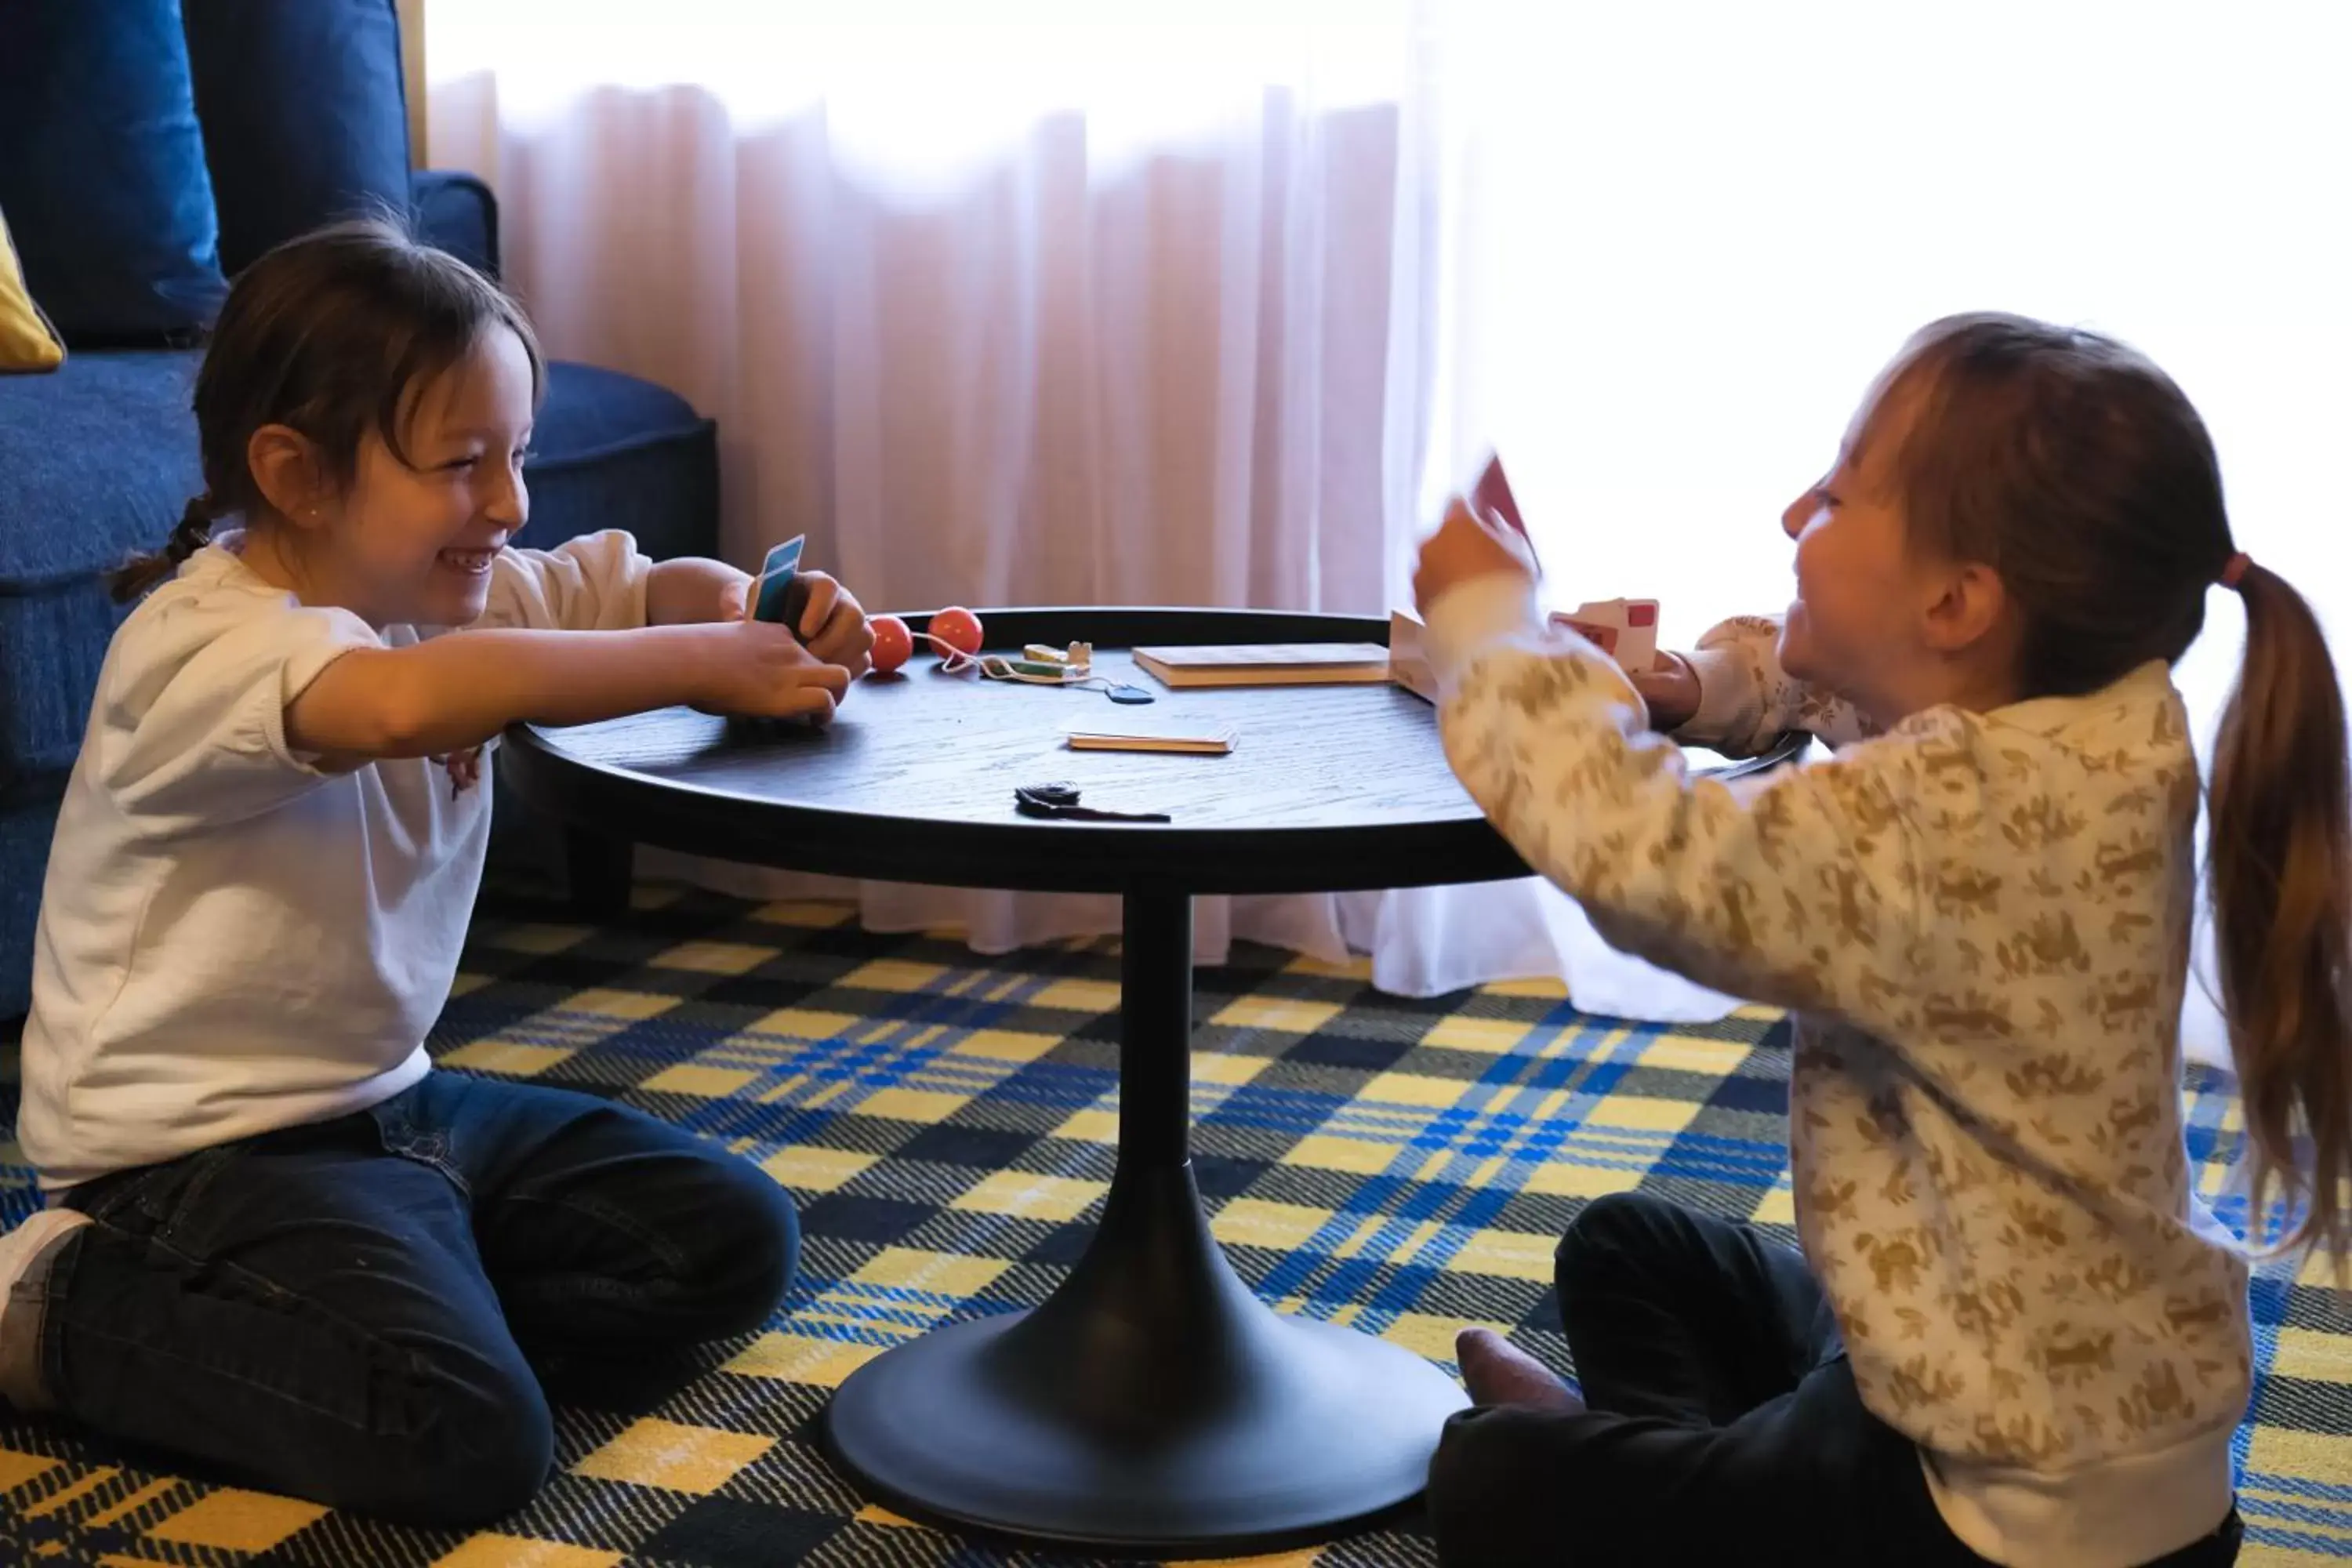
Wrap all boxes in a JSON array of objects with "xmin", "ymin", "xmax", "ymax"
[
  {"xmin": 430, "ymin": 2, "xmax": 2352, "ymax": 1025},
  {"xmin": 428, "ymin": 1, "xmax": 1460, "ymax": 970},
  {"xmin": 1430, "ymin": 0, "xmax": 2352, "ymax": 1043}
]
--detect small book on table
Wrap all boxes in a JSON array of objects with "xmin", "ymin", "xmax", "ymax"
[{"xmin": 1131, "ymin": 644, "xmax": 1391, "ymax": 690}]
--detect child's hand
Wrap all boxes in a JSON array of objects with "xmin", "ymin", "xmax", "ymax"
[
  {"xmin": 717, "ymin": 571, "xmax": 877, "ymax": 680},
  {"xmin": 444, "ymin": 744, "xmax": 483, "ymax": 796},
  {"xmin": 790, "ymin": 572, "xmax": 877, "ymax": 678},
  {"xmin": 1413, "ymin": 495, "xmax": 1538, "ymax": 617},
  {"xmin": 1630, "ymin": 651, "xmax": 1700, "ymax": 732},
  {"xmin": 692, "ymin": 619, "xmax": 853, "ymax": 723}
]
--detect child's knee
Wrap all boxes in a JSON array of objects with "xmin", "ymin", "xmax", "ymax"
[
  {"xmin": 1555, "ymin": 1189, "xmax": 1664, "ymax": 1288},
  {"xmin": 361, "ymin": 1350, "xmax": 554, "ymax": 1528},
  {"xmin": 1427, "ymin": 1406, "xmax": 1568, "ymax": 1568},
  {"xmin": 421, "ymin": 1410, "xmax": 554, "ymax": 1528},
  {"xmin": 677, "ymin": 1152, "xmax": 799, "ymax": 1334},
  {"xmin": 1425, "ymin": 1407, "xmax": 1495, "ymax": 1544}
]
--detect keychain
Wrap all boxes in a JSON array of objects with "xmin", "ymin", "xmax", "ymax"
[
  {"xmin": 969, "ymin": 657, "xmax": 1156, "ymax": 705},
  {"xmin": 869, "ymin": 612, "xmax": 1155, "ymax": 703}
]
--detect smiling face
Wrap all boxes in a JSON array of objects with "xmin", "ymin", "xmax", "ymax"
[
  {"xmin": 244, "ymin": 324, "xmax": 537, "ymax": 629},
  {"xmin": 1776, "ymin": 390, "xmax": 1930, "ymax": 713},
  {"xmin": 1775, "ymin": 365, "xmax": 2024, "ymax": 727},
  {"xmin": 332, "ymin": 325, "xmax": 536, "ymax": 628}
]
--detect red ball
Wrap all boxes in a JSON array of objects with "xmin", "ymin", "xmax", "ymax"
[
  {"xmin": 929, "ymin": 606, "xmax": 985, "ymax": 659},
  {"xmin": 869, "ymin": 614, "xmax": 913, "ymax": 675}
]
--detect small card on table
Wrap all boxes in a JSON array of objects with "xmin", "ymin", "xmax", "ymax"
[{"xmin": 1065, "ymin": 721, "xmax": 1238, "ymax": 757}]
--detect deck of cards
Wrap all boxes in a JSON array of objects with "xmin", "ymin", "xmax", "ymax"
[
  {"xmin": 1552, "ymin": 598, "xmax": 1661, "ymax": 673},
  {"xmin": 1396, "ymin": 451, "xmax": 1664, "ymax": 692},
  {"xmin": 1467, "ymin": 452, "xmax": 1662, "ymax": 673},
  {"xmin": 1389, "ymin": 596, "xmax": 1662, "ymax": 703},
  {"xmin": 751, "ymin": 535, "xmax": 805, "ymax": 627},
  {"xmin": 1388, "ymin": 608, "xmax": 1439, "ymax": 702}
]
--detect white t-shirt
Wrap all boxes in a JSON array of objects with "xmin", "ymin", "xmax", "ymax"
[{"xmin": 18, "ymin": 528, "xmax": 653, "ymax": 1189}]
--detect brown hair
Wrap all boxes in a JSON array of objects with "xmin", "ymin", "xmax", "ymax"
[
  {"xmin": 112, "ymin": 213, "xmax": 545, "ymax": 601},
  {"xmin": 1865, "ymin": 311, "xmax": 2350, "ymax": 1258}
]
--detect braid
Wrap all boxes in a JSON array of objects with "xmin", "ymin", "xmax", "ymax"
[
  {"xmin": 165, "ymin": 494, "xmax": 220, "ymax": 565},
  {"xmin": 109, "ymin": 493, "xmax": 223, "ymax": 602}
]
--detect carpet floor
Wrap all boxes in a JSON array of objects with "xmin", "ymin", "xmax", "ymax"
[{"xmin": 3, "ymin": 882, "xmax": 2347, "ymax": 1566}]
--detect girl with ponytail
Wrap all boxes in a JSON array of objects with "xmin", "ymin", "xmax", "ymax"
[{"xmin": 1413, "ymin": 313, "xmax": 2343, "ymax": 1567}]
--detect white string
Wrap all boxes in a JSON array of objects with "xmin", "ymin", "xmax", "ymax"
[{"xmin": 924, "ymin": 636, "xmax": 1142, "ymax": 700}]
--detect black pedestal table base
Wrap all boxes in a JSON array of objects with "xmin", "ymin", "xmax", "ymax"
[
  {"xmin": 497, "ymin": 612, "xmax": 1807, "ymax": 1552},
  {"xmin": 822, "ymin": 893, "xmax": 1469, "ymax": 1554}
]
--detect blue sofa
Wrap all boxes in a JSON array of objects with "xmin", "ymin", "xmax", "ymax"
[{"xmin": 0, "ymin": 2, "xmax": 715, "ymax": 1019}]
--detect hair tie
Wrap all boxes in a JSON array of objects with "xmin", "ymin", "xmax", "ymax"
[
  {"xmin": 165, "ymin": 495, "xmax": 219, "ymax": 564},
  {"xmin": 2219, "ymin": 552, "xmax": 2252, "ymax": 590}
]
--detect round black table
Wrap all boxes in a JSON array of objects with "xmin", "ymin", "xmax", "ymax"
[{"xmin": 500, "ymin": 608, "xmax": 1795, "ymax": 1556}]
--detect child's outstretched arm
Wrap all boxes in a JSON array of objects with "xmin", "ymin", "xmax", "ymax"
[
  {"xmin": 495, "ymin": 532, "xmax": 874, "ymax": 674},
  {"xmin": 1635, "ymin": 616, "xmax": 1878, "ymax": 756},
  {"xmin": 1416, "ymin": 506, "xmax": 1928, "ymax": 1024},
  {"xmin": 1435, "ymin": 617, "xmax": 1929, "ymax": 1019},
  {"xmin": 287, "ymin": 618, "xmax": 849, "ymax": 767},
  {"xmin": 274, "ymin": 528, "xmax": 856, "ymax": 761}
]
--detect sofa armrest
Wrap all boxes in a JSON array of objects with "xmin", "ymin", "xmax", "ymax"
[{"xmin": 411, "ymin": 169, "xmax": 500, "ymax": 280}]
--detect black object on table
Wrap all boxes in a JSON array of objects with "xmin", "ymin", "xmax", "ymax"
[
  {"xmin": 1014, "ymin": 780, "xmax": 1172, "ymax": 822},
  {"xmin": 499, "ymin": 608, "xmax": 1806, "ymax": 1555}
]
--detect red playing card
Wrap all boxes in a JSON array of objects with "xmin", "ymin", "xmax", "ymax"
[
  {"xmin": 1558, "ymin": 619, "xmax": 1620, "ymax": 655},
  {"xmin": 1471, "ymin": 452, "xmax": 1536, "ymax": 567}
]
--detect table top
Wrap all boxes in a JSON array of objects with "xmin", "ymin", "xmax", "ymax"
[{"xmin": 500, "ymin": 608, "xmax": 1788, "ymax": 897}]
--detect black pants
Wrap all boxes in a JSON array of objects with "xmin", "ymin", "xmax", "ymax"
[
  {"xmin": 41, "ymin": 1070, "xmax": 797, "ymax": 1527},
  {"xmin": 1427, "ymin": 1192, "xmax": 2242, "ymax": 1568}
]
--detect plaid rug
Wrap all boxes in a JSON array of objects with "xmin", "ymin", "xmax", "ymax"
[{"xmin": 2, "ymin": 882, "xmax": 2346, "ymax": 1566}]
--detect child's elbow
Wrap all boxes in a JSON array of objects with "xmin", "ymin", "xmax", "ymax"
[
  {"xmin": 287, "ymin": 657, "xmax": 433, "ymax": 760},
  {"xmin": 366, "ymin": 696, "xmax": 437, "ymax": 757}
]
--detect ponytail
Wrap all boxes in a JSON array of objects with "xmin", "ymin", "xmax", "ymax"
[
  {"xmin": 109, "ymin": 494, "xmax": 220, "ymax": 602},
  {"xmin": 1865, "ymin": 314, "xmax": 2349, "ymax": 1258},
  {"xmin": 2207, "ymin": 560, "xmax": 2352, "ymax": 1260}
]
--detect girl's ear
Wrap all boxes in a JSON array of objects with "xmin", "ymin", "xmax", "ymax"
[
  {"xmin": 1920, "ymin": 558, "xmax": 2013, "ymax": 656},
  {"xmin": 246, "ymin": 424, "xmax": 333, "ymax": 529}
]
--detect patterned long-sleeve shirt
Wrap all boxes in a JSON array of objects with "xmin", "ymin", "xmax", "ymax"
[
  {"xmin": 1423, "ymin": 579, "xmax": 2249, "ymax": 1568},
  {"xmin": 1678, "ymin": 613, "xmax": 1878, "ymax": 755}
]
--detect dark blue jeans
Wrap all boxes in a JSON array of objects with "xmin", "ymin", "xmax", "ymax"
[
  {"xmin": 1428, "ymin": 1192, "xmax": 2241, "ymax": 1568},
  {"xmin": 41, "ymin": 1070, "xmax": 797, "ymax": 1527}
]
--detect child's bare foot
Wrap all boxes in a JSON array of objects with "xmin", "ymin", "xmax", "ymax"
[{"xmin": 1456, "ymin": 1327, "xmax": 1584, "ymax": 1413}]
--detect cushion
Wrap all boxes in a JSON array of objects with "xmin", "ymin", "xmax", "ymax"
[
  {"xmin": 0, "ymin": 352, "xmax": 198, "ymax": 792},
  {"xmin": 523, "ymin": 363, "xmax": 720, "ymax": 568},
  {"xmin": 0, "ymin": 210, "xmax": 64, "ymax": 373},
  {"xmin": 1, "ymin": 794, "xmax": 60, "ymax": 1016},
  {"xmin": 183, "ymin": 0, "xmax": 413, "ymax": 277},
  {"xmin": 412, "ymin": 170, "xmax": 501, "ymax": 281},
  {"xmin": 0, "ymin": 0, "xmax": 229, "ymax": 344},
  {"xmin": 0, "ymin": 351, "xmax": 205, "ymax": 593}
]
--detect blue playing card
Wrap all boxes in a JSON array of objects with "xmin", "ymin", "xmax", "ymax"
[{"xmin": 751, "ymin": 535, "xmax": 805, "ymax": 625}]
